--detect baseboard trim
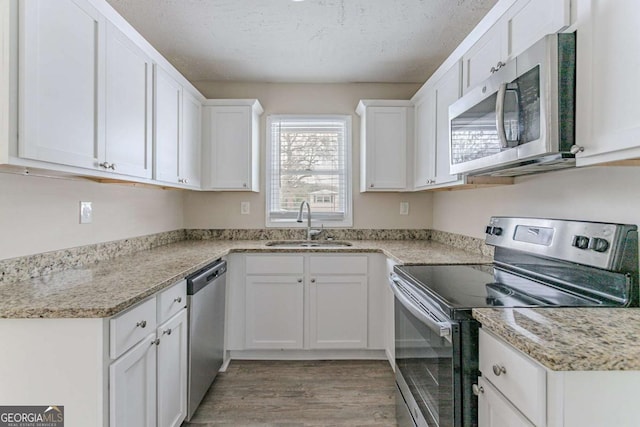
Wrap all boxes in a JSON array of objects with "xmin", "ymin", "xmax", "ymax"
[{"xmin": 229, "ymin": 349, "xmax": 387, "ymax": 361}]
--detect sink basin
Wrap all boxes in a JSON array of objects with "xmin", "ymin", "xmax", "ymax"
[{"xmin": 265, "ymin": 240, "xmax": 353, "ymax": 248}]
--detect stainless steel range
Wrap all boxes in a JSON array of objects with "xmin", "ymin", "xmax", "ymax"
[{"xmin": 390, "ymin": 217, "xmax": 639, "ymax": 427}]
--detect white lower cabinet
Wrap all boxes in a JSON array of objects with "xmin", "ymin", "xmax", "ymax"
[
  {"xmin": 245, "ymin": 275, "xmax": 304, "ymax": 349},
  {"xmin": 157, "ymin": 309, "xmax": 188, "ymax": 427},
  {"xmin": 239, "ymin": 254, "xmax": 370, "ymax": 351},
  {"xmin": 477, "ymin": 376, "xmax": 534, "ymax": 427},
  {"xmin": 109, "ymin": 281, "xmax": 187, "ymax": 427},
  {"xmin": 110, "ymin": 333, "xmax": 157, "ymax": 427},
  {"xmin": 478, "ymin": 327, "xmax": 640, "ymax": 427}
]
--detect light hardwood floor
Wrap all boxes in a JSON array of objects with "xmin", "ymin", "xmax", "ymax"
[{"xmin": 183, "ymin": 360, "xmax": 398, "ymax": 427}]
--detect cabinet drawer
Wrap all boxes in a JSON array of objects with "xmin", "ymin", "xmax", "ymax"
[
  {"xmin": 479, "ymin": 328, "xmax": 545, "ymax": 426},
  {"xmin": 157, "ymin": 280, "xmax": 187, "ymax": 324},
  {"xmin": 309, "ymin": 256, "xmax": 368, "ymax": 275},
  {"xmin": 110, "ymin": 297, "xmax": 157, "ymax": 359},
  {"xmin": 246, "ymin": 255, "xmax": 304, "ymax": 275}
]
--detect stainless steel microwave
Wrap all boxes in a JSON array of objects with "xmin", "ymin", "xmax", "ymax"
[{"xmin": 448, "ymin": 33, "xmax": 576, "ymax": 177}]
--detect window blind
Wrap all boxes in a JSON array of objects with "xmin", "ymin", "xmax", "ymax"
[{"xmin": 267, "ymin": 115, "xmax": 351, "ymax": 225}]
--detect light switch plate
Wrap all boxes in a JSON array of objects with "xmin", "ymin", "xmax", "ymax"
[
  {"xmin": 241, "ymin": 201, "xmax": 250, "ymax": 215},
  {"xmin": 80, "ymin": 201, "xmax": 92, "ymax": 224},
  {"xmin": 400, "ymin": 201, "xmax": 409, "ymax": 215}
]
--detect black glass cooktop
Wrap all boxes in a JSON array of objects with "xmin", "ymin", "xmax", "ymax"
[{"xmin": 394, "ymin": 264, "xmax": 605, "ymax": 319}]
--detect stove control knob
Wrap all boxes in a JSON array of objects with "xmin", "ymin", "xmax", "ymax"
[
  {"xmin": 591, "ymin": 237, "xmax": 610, "ymax": 253},
  {"xmin": 485, "ymin": 226, "xmax": 493, "ymax": 235},
  {"xmin": 492, "ymin": 227, "xmax": 503, "ymax": 236},
  {"xmin": 572, "ymin": 235, "xmax": 590, "ymax": 250}
]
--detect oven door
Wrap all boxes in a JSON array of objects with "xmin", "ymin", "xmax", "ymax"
[{"xmin": 390, "ymin": 276, "xmax": 461, "ymax": 427}]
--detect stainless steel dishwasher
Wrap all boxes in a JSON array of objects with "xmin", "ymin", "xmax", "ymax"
[{"xmin": 185, "ymin": 259, "xmax": 227, "ymax": 421}]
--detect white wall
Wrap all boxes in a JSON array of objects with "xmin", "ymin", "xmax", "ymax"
[
  {"xmin": 0, "ymin": 172, "xmax": 184, "ymax": 260},
  {"xmin": 184, "ymin": 82, "xmax": 433, "ymax": 229},
  {"xmin": 433, "ymin": 166, "xmax": 640, "ymax": 238}
]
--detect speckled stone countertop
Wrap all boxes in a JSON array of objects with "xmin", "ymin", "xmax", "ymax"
[
  {"xmin": 473, "ymin": 308, "xmax": 640, "ymax": 371},
  {"xmin": 0, "ymin": 239, "xmax": 490, "ymax": 319}
]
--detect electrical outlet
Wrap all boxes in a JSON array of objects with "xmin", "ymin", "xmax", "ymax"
[
  {"xmin": 241, "ymin": 201, "xmax": 250, "ymax": 215},
  {"xmin": 400, "ymin": 201, "xmax": 409, "ymax": 215},
  {"xmin": 80, "ymin": 201, "xmax": 93, "ymax": 224}
]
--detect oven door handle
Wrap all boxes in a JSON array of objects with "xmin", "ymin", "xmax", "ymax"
[{"xmin": 389, "ymin": 274, "xmax": 453, "ymax": 341}]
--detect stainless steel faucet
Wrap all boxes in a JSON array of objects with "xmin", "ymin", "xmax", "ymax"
[{"xmin": 297, "ymin": 201, "xmax": 322, "ymax": 241}]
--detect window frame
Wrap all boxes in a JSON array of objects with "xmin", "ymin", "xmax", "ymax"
[{"xmin": 265, "ymin": 114, "xmax": 353, "ymax": 228}]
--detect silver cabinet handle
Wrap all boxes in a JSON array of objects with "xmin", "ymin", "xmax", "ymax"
[
  {"xmin": 492, "ymin": 364, "xmax": 507, "ymax": 376},
  {"xmin": 472, "ymin": 384, "xmax": 484, "ymax": 395},
  {"xmin": 174, "ymin": 296, "xmax": 182, "ymax": 303},
  {"xmin": 99, "ymin": 162, "xmax": 111, "ymax": 169},
  {"xmin": 162, "ymin": 328, "xmax": 172, "ymax": 336},
  {"xmin": 570, "ymin": 145, "xmax": 585, "ymax": 155},
  {"xmin": 151, "ymin": 338, "xmax": 160, "ymax": 346},
  {"xmin": 178, "ymin": 178, "xmax": 184, "ymax": 183},
  {"xmin": 184, "ymin": 179, "xmax": 188, "ymax": 184},
  {"xmin": 109, "ymin": 163, "xmax": 116, "ymax": 170},
  {"xmin": 136, "ymin": 320, "xmax": 147, "ymax": 328},
  {"xmin": 490, "ymin": 61, "xmax": 506, "ymax": 74}
]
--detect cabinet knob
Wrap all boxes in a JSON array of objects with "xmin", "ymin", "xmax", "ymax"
[
  {"xmin": 109, "ymin": 163, "xmax": 116, "ymax": 170},
  {"xmin": 472, "ymin": 384, "xmax": 484, "ymax": 395},
  {"xmin": 151, "ymin": 338, "xmax": 160, "ymax": 346},
  {"xmin": 178, "ymin": 178, "xmax": 184, "ymax": 183},
  {"xmin": 136, "ymin": 320, "xmax": 147, "ymax": 328},
  {"xmin": 162, "ymin": 328, "xmax": 172, "ymax": 336},
  {"xmin": 174, "ymin": 296, "xmax": 182, "ymax": 303},
  {"xmin": 492, "ymin": 364, "xmax": 506, "ymax": 376},
  {"xmin": 184, "ymin": 179, "xmax": 189, "ymax": 184},
  {"xmin": 243, "ymin": 183, "xmax": 247, "ymax": 188},
  {"xmin": 570, "ymin": 145, "xmax": 585, "ymax": 155},
  {"xmin": 99, "ymin": 162, "xmax": 111, "ymax": 169},
  {"xmin": 297, "ymin": 278, "xmax": 303, "ymax": 283},
  {"xmin": 311, "ymin": 278, "xmax": 316, "ymax": 283},
  {"xmin": 370, "ymin": 184, "xmax": 374, "ymax": 188}
]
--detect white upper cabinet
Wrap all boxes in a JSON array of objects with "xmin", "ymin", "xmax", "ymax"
[
  {"xmin": 154, "ymin": 66, "xmax": 182, "ymax": 184},
  {"xmin": 357, "ymin": 100, "xmax": 413, "ymax": 192},
  {"xmin": 413, "ymin": 87, "xmax": 437, "ymax": 190},
  {"xmin": 575, "ymin": 0, "xmax": 640, "ymax": 166},
  {"xmin": 413, "ymin": 62, "xmax": 463, "ymax": 191},
  {"xmin": 19, "ymin": 0, "xmax": 105, "ymax": 169},
  {"xmin": 462, "ymin": 0, "xmax": 571, "ymax": 94},
  {"xmin": 154, "ymin": 67, "xmax": 202, "ymax": 188},
  {"xmin": 104, "ymin": 21, "xmax": 153, "ymax": 178},
  {"xmin": 180, "ymin": 91, "xmax": 202, "ymax": 188},
  {"xmin": 202, "ymin": 99, "xmax": 262, "ymax": 191}
]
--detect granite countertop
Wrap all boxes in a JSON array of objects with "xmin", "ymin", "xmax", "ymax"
[
  {"xmin": 0, "ymin": 239, "xmax": 490, "ymax": 319},
  {"xmin": 473, "ymin": 307, "xmax": 640, "ymax": 371}
]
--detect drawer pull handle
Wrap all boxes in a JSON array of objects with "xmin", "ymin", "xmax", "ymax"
[
  {"xmin": 492, "ymin": 364, "xmax": 507, "ymax": 376},
  {"xmin": 162, "ymin": 328, "xmax": 172, "ymax": 336},
  {"xmin": 174, "ymin": 296, "xmax": 182, "ymax": 303},
  {"xmin": 136, "ymin": 320, "xmax": 147, "ymax": 328},
  {"xmin": 151, "ymin": 338, "xmax": 160, "ymax": 346},
  {"xmin": 472, "ymin": 384, "xmax": 484, "ymax": 395}
]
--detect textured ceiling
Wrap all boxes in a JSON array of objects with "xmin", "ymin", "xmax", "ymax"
[{"xmin": 106, "ymin": 0, "xmax": 498, "ymax": 83}]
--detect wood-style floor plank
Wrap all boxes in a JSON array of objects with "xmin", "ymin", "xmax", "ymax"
[{"xmin": 182, "ymin": 360, "xmax": 398, "ymax": 427}]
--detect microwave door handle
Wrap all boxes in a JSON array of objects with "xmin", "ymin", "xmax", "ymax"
[
  {"xmin": 388, "ymin": 275, "xmax": 452, "ymax": 341},
  {"xmin": 496, "ymin": 82, "xmax": 508, "ymax": 149}
]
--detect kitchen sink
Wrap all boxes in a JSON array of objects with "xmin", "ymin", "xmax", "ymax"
[{"xmin": 265, "ymin": 240, "xmax": 353, "ymax": 248}]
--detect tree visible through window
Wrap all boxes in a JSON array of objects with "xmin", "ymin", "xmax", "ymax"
[{"xmin": 266, "ymin": 115, "xmax": 352, "ymax": 226}]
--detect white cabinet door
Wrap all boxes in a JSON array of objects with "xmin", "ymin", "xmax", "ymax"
[
  {"xmin": 308, "ymin": 275, "xmax": 368, "ymax": 349},
  {"xmin": 180, "ymin": 91, "xmax": 201, "ymax": 188},
  {"xmin": 413, "ymin": 89, "xmax": 437, "ymax": 190},
  {"xmin": 477, "ymin": 377, "xmax": 535, "ymax": 427},
  {"xmin": 576, "ymin": 0, "xmax": 640, "ymax": 165},
  {"xmin": 110, "ymin": 333, "xmax": 157, "ymax": 427},
  {"xmin": 204, "ymin": 105, "xmax": 253, "ymax": 190},
  {"xmin": 434, "ymin": 61, "xmax": 461, "ymax": 185},
  {"xmin": 104, "ymin": 21, "xmax": 152, "ymax": 178},
  {"xmin": 362, "ymin": 106, "xmax": 409, "ymax": 191},
  {"xmin": 19, "ymin": 0, "xmax": 104, "ymax": 169},
  {"xmin": 157, "ymin": 309, "xmax": 187, "ymax": 427},
  {"xmin": 154, "ymin": 66, "xmax": 181, "ymax": 184},
  {"xmin": 462, "ymin": 22, "xmax": 505, "ymax": 94},
  {"xmin": 245, "ymin": 276, "xmax": 304, "ymax": 349},
  {"xmin": 506, "ymin": 0, "xmax": 570, "ymax": 59}
]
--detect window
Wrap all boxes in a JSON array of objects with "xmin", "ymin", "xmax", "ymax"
[{"xmin": 266, "ymin": 115, "xmax": 352, "ymax": 227}]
